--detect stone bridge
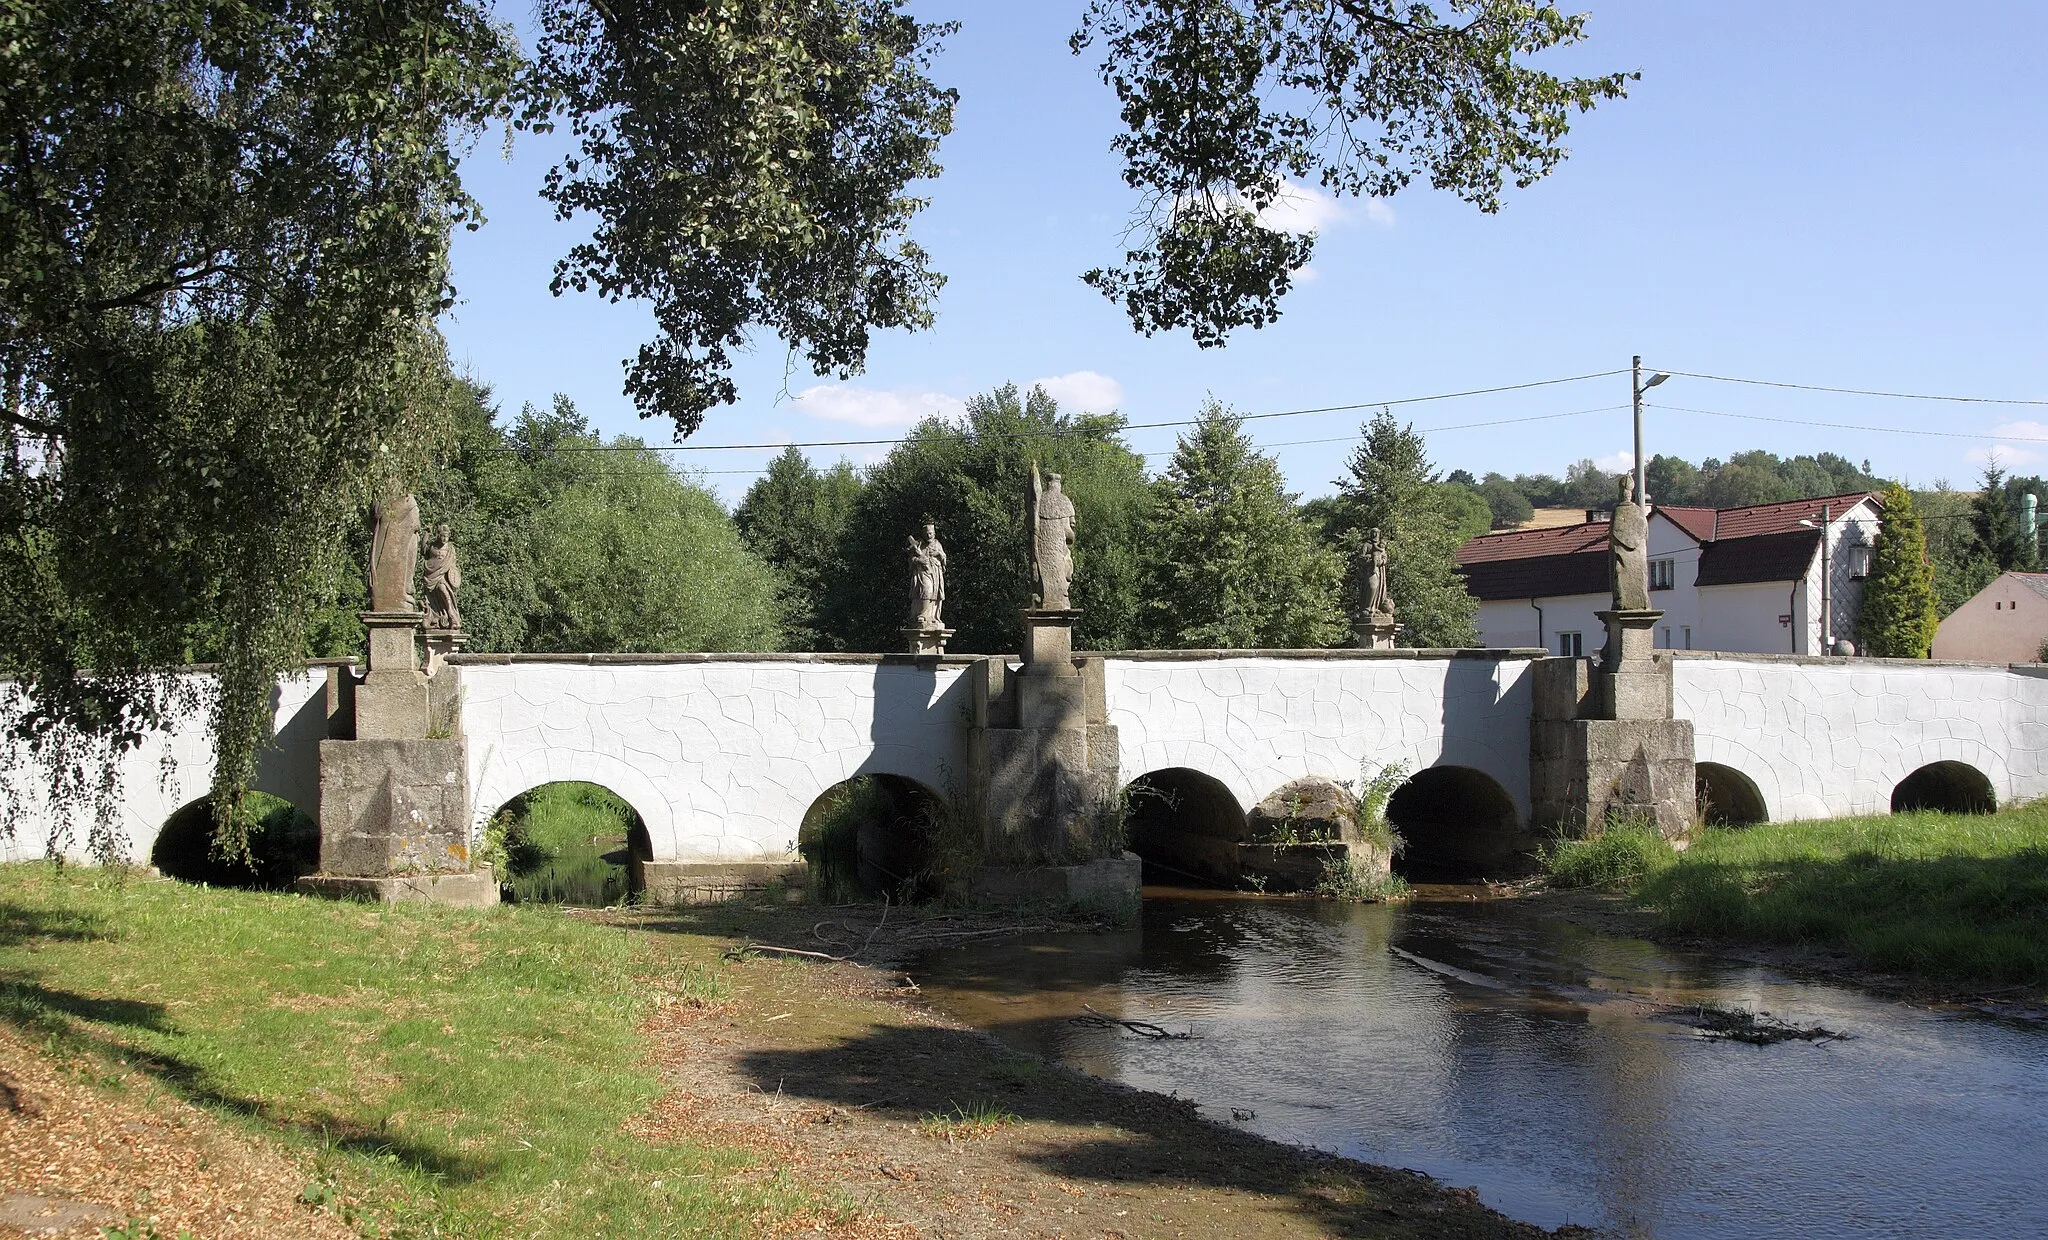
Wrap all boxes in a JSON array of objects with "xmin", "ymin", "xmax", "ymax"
[{"xmin": 7, "ymin": 649, "xmax": 2047, "ymax": 896}]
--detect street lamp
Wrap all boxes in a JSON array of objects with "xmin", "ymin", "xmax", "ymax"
[
  {"xmin": 1632, "ymin": 356, "xmax": 1670, "ymax": 505},
  {"xmin": 1798, "ymin": 504, "xmax": 1834, "ymax": 654}
]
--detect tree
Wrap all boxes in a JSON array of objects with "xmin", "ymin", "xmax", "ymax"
[
  {"xmin": 1136, "ymin": 403, "xmax": 1345, "ymax": 649},
  {"xmin": 0, "ymin": 0, "xmax": 954, "ymax": 858},
  {"xmin": 1563, "ymin": 459, "xmax": 1620, "ymax": 509},
  {"xmin": 1325, "ymin": 412, "xmax": 1479, "ymax": 647},
  {"xmin": 1918, "ymin": 484, "xmax": 1997, "ymax": 617},
  {"xmin": 1645, "ymin": 454, "xmax": 1703, "ymax": 506},
  {"xmin": 818, "ymin": 384, "xmax": 1154, "ymax": 654},
  {"xmin": 1476, "ymin": 474, "xmax": 1534, "ymax": 529},
  {"xmin": 736, "ymin": 448, "xmax": 865, "ymax": 650},
  {"xmin": 1072, "ymin": 1, "xmax": 1630, "ymax": 344},
  {"xmin": 525, "ymin": 445, "xmax": 784, "ymax": 654},
  {"xmin": 1970, "ymin": 462, "xmax": 2038, "ymax": 572},
  {"xmin": 1858, "ymin": 484, "xmax": 1938, "ymax": 658}
]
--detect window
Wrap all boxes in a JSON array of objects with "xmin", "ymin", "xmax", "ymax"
[
  {"xmin": 1848, "ymin": 540, "xmax": 1872, "ymax": 579},
  {"xmin": 1558, "ymin": 631, "xmax": 1583, "ymax": 657},
  {"xmin": 1660, "ymin": 626, "xmax": 1672, "ymax": 648},
  {"xmin": 1650, "ymin": 558, "xmax": 1677, "ymax": 591},
  {"xmin": 1682, "ymin": 625, "xmax": 1693, "ymax": 650}
]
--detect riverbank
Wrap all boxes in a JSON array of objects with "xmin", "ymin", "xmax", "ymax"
[
  {"xmin": 0, "ymin": 865, "xmax": 1573, "ymax": 1238},
  {"xmin": 1541, "ymin": 801, "xmax": 2048, "ymax": 1000}
]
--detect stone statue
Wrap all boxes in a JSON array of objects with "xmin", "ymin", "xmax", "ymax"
[
  {"xmin": 367, "ymin": 491, "xmax": 421, "ymax": 613},
  {"xmin": 1027, "ymin": 464, "xmax": 1077, "ymax": 610},
  {"xmin": 423, "ymin": 523, "xmax": 462, "ymax": 632},
  {"xmin": 1363, "ymin": 527, "xmax": 1395, "ymax": 619},
  {"xmin": 1610, "ymin": 475, "xmax": 1650, "ymax": 610},
  {"xmin": 907, "ymin": 523, "xmax": 947, "ymax": 628}
]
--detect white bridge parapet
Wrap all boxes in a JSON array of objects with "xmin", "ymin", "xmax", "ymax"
[
  {"xmin": 8, "ymin": 649, "xmax": 2048, "ymax": 867},
  {"xmin": 1673, "ymin": 653, "xmax": 2048, "ymax": 821}
]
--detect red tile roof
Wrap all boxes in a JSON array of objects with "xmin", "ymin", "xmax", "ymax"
[{"xmin": 1454, "ymin": 492, "xmax": 1884, "ymax": 599}]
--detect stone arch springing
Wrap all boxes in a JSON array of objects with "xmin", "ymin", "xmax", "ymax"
[
  {"xmin": 1695, "ymin": 763, "xmax": 1768, "ymax": 826},
  {"xmin": 1891, "ymin": 761, "xmax": 1996, "ymax": 815},
  {"xmin": 1122, "ymin": 767, "xmax": 1247, "ymax": 887},
  {"xmin": 489, "ymin": 782, "xmax": 653, "ymax": 906},
  {"xmin": 1386, "ymin": 765, "xmax": 1526, "ymax": 882},
  {"xmin": 799, "ymin": 774, "xmax": 948, "ymax": 902},
  {"xmin": 151, "ymin": 792, "xmax": 319, "ymax": 890}
]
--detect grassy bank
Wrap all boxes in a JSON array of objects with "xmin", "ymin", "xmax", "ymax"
[
  {"xmin": 0, "ymin": 864, "xmax": 825, "ymax": 1237},
  {"xmin": 1544, "ymin": 803, "xmax": 2048, "ymax": 987}
]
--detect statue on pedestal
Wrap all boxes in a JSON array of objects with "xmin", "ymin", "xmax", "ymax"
[
  {"xmin": 423, "ymin": 524, "xmax": 462, "ymax": 632},
  {"xmin": 1363, "ymin": 527, "xmax": 1395, "ymax": 620},
  {"xmin": 1027, "ymin": 464, "xmax": 1077, "ymax": 610},
  {"xmin": 907, "ymin": 523, "xmax": 947, "ymax": 629},
  {"xmin": 367, "ymin": 491, "xmax": 421, "ymax": 613},
  {"xmin": 1610, "ymin": 475, "xmax": 1650, "ymax": 611}
]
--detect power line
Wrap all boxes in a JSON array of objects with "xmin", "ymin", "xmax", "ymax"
[
  {"xmin": 1651, "ymin": 368, "xmax": 2048, "ymax": 407},
  {"xmin": 509, "ymin": 368, "xmax": 1631, "ymax": 455},
  {"xmin": 1646, "ymin": 402, "xmax": 2048, "ymax": 443}
]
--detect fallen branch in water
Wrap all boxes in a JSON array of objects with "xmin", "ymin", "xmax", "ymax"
[
  {"xmin": 1072, "ymin": 1003, "xmax": 1193, "ymax": 1040},
  {"xmin": 1677, "ymin": 1003, "xmax": 1849, "ymax": 1045}
]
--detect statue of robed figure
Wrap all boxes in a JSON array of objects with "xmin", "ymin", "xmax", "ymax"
[
  {"xmin": 367, "ymin": 491, "xmax": 421, "ymax": 613},
  {"xmin": 423, "ymin": 524, "xmax": 462, "ymax": 632},
  {"xmin": 1027, "ymin": 464, "xmax": 1078, "ymax": 610},
  {"xmin": 1363, "ymin": 527, "xmax": 1395, "ymax": 619},
  {"xmin": 907, "ymin": 523, "xmax": 947, "ymax": 628},
  {"xmin": 1610, "ymin": 475, "xmax": 1650, "ymax": 610}
]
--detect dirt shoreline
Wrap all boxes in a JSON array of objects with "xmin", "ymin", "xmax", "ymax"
[{"xmin": 589, "ymin": 901, "xmax": 1587, "ymax": 1239}]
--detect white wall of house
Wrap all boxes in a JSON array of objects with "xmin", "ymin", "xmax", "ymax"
[
  {"xmin": 1645, "ymin": 515, "xmax": 1704, "ymax": 650},
  {"xmin": 1476, "ymin": 594, "xmax": 1607, "ymax": 655},
  {"xmin": 1699, "ymin": 580, "xmax": 1803, "ymax": 654}
]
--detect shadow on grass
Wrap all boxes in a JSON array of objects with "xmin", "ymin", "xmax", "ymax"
[
  {"xmin": 0, "ymin": 899, "xmax": 113, "ymax": 949},
  {"xmin": 1637, "ymin": 847, "xmax": 2048, "ymax": 987},
  {"xmin": 0, "ymin": 972, "xmax": 496, "ymax": 1184},
  {"xmin": 733, "ymin": 1020, "xmax": 1533, "ymax": 1238}
]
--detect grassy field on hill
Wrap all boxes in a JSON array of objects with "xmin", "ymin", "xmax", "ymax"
[{"xmin": 1544, "ymin": 801, "xmax": 2048, "ymax": 988}]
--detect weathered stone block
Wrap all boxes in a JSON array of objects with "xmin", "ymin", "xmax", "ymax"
[
  {"xmin": 1597, "ymin": 608, "xmax": 1663, "ymax": 671},
  {"xmin": 1530, "ymin": 718, "xmax": 1696, "ymax": 838},
  {"xmin": 1597, "ymin": 666, "xmax": 1674, "ymax": 721},
  {"xmin": 295, "ymin": 870, "xmax": 499, "ymax": 908},
  {"xmin": 317, "ymin": 738, "xmax": 470, "ymax": 876},
  {"xmin": 640, "ymin": 860, "xmax": 806, "ymax": 905},
  {"xmin": 1017, "ymin": 666, "xmax": 1085, "ymax": 731},
  {"xmin": 1531, "ymin": 657, "xmax": 1592, "ymax": 722},
  {"xmin": 1021, "ymin": 610, "xmax": 1079, "ymax": 665},
  {"xmin": 355, "ymin": 673, "xmax": 429, "ymax": 740},
  {"xmin": 967, "ymin": 851, "xmax": 1140, "ymax": 910},
  {"xmin": 426, "ymin": 664, "xmax": 463, "ymax": 740}
]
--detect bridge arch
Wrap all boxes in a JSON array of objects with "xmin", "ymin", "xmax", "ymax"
[
  {"xmin": 151, "ymin": 792, "xmax": 319, "ymax": 890},
  {"xmin": 488, "ymin": 781, "xmax": 654, "ymax": 905},
  {"xmin": 798, "ymin": 774, "xmax": 947, "ymax": 901},
  {"xmin": 1695, "ymin": 762, "xmax": 1768, "ymax": 826},
  {"xmin": 1892, "ymin": 761, "xmax": 1996, "ymax": 815},
  {"xmin": 1387, "ymin": 765, "xmax": 1526, "ymax": 881},
  {"xmin": 1123, "ymin": 767, "xmax": 1247, "ymax": 886},
  {"xmin": 471, "ymin": 748, "xmax": 677, "ymax": 859}
]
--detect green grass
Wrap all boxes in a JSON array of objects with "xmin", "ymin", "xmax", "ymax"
[
  {"xmin": 485, "ymin": 783, "xmax": 637, "ymax": 906},
  {"xmin": 1546, "ymin": 803, "xmax": 2048, "ymax": 987},
  {"xmin": 0, "ymin": 864, "xmax": 836, "ymax": 1238},
  {"xmin": 918, "ymin": 1098, "xmax": 1019, "ymax": 1140},
  {"xmin": 1541, "ymin": 818, "xmax": 1677, "ymax": 892}
]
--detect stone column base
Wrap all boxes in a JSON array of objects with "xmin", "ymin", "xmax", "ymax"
[
  {"xmin": 296, "ymin": 868, "xmax": 499, "ymax": 908},
  {"xmin": 1532, "ymin": 717, "xmax": 1697, "ymax": 839},
  {"xmin": 1353, "ymin": 615, "xmax": 1398, "ymax": 650},
  {"xmin": 900, "ymin": 626, "xmax": 954, "ymax": 655},
  {"xmin": 640, "ymin": 860, "xmax": 806, "ymax": 905},
  {"xmin": 967, "ymin": 851, "xmax": 1140, "ymax": 911}
]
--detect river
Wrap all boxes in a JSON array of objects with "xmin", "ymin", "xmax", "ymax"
[{"xmin": 908, "ymin": 887, "xmax": 2048, "ymax": 1238}]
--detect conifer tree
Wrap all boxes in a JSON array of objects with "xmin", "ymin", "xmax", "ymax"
[
  {"xmin": 1137, "ymin": 403, "xmax": 1346, "ymax": 649},
  {"xmin": 1970, "ymin": 462, "xmax": 2039, "ymax": 572},
  {"xmin": 1859, "ymin": 484, "xmax": 1939, "ymax": 658},
  {"xmin": 1326, "ymin": 412, "xmax": 1480, "ymax": 647}
]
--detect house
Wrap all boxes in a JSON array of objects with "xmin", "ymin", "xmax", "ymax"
[
  {"xmin": 1932, "ymin": 572, "xmax": 2048, "ymax": 663},
  {"xmin": 1456, "ymin": 493, "xmax": 1884, "ymax": 656}
]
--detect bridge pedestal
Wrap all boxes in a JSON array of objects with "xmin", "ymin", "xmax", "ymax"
[
  {"xmin": 1530, "ymin": 611, "xmax": 1697, "ymax": 840},
  {"xmin": 296, "ymin": 613, "xmax": 496, "ymax": 907},
  {"xmin": 962, "ymin": 610, "xmax": 1135, "ymax": 908}
]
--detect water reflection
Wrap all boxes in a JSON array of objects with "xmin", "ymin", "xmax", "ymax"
[{"xmin": 910, "ymin": 888, "xmax": 2048, "ymax": 1238}]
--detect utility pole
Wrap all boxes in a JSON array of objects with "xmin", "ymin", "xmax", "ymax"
[{"xmin": 1631, "ymin": 356, "xmax": 1668, "ymax": 506}]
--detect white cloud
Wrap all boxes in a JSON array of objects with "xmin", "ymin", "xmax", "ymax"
[
  {"xmin": 1966, "ymin": 443, "xmax": 2047, "ymax": 466},
  {"xmin": 1179, "ymin": 181, "xmax": 1393, "ymax": 236},
  {"xmin": 1990, "ymin": 420, "xmax": 2048, "ymax": 441},
  {"xmin": 1029, "ymin": 370, "xmax": 1124, "ymax": 414},
  {"xmin": 1592, "ymin": 450, "xmax": 1636, "ymax": 474},
  {"xmin": 789, "ymin": 384, "xmax": 965, "ymax": 428}
]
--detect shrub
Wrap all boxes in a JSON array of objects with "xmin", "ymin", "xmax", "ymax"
[{"xmin": 1542, "ymin": 814, "xmax": 1675, "ymax": 890}]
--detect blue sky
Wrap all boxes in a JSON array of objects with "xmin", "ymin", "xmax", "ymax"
[{"xmin": 442, "ymin": 2, "xmax": 2048, "ymax": 504}]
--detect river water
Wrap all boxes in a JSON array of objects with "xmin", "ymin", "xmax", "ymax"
[{"xmin": 908, "ymin": 888, "xmax": 2048, "ymax": 1238}]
